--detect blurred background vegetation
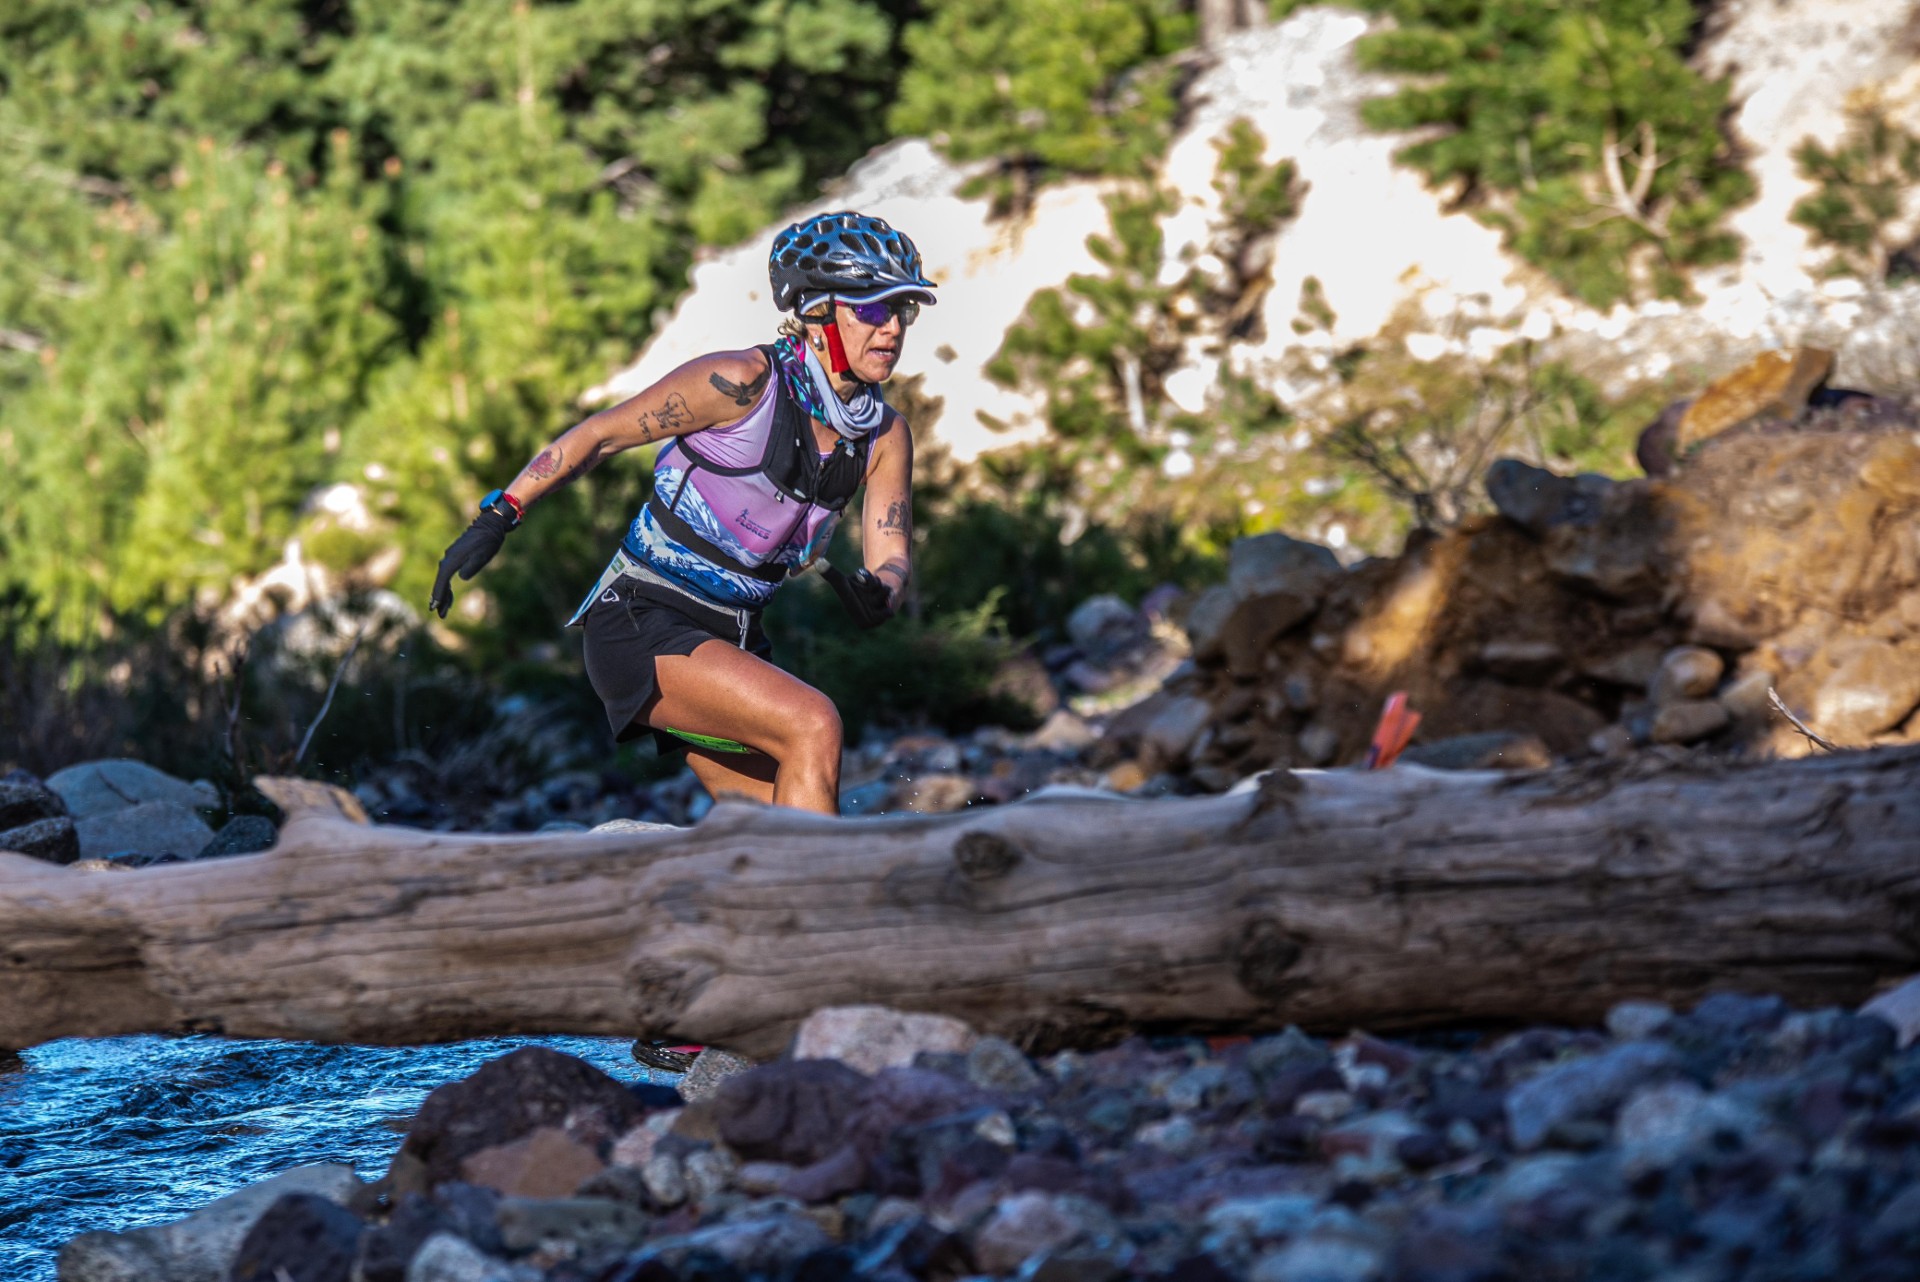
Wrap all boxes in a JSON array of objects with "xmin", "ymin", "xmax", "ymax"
[{"xmin": 0, "ymin": 0, "xmax": 1822, "ymax": 794}]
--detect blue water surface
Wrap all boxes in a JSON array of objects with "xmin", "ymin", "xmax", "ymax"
[{"xmin": 0, "ymin": 1034, "xmax": 655, "ymax": 1281}]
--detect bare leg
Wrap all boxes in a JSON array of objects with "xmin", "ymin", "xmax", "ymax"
[
  {"xmin": 682, "ymin": 746, "xmax": 778, "ymax": 807},
  {"xmin": 645, "ymin": 640, "xmax": 843, "ymax": 815}
]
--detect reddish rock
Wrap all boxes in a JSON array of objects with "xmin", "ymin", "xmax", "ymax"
[
  {"xmin": 386, "ymin": 1047, "xmax": 642, "ymax": 1194},
  {"xmin": 457, "ymin": 1126, "xmax": 604, "ymax": 1199},
  {"xmin": 712, "ymin": 1058, "xmax": 872, "ymax": 1167}
]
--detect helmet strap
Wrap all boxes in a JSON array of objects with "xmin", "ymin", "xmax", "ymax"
[{"xmin": 822, "ymin": 315, "xmax": 852, "ymax": 376}]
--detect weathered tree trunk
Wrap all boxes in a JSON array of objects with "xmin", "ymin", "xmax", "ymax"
[{"xmin": 4, "ymin": 748, "xmax": 1917, "ymax": 1058}]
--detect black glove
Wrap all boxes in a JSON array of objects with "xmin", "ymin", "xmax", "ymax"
[
  {"xmin": 821, "ymin": 564, "xmax": 895, "ymax": 630},
  {"xmin": 430, "ymin": 508, "xmax": 516, "ymax": 618}
]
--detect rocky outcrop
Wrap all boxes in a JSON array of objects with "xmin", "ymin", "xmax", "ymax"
[{"xmin": 1134, "ymin": 352, "xmax": 1920, "ymax": 782}]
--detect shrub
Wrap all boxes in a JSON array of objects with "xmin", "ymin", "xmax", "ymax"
[
  {"xmin": 1351, "ymin": 0, "xmax": 1754, "ymax": 307},
  {"xmin": 1319, "ymin": 332, "xmax": 1670, "ymax": 533},
  {"xmin": 1791, "ymin": 106, "xmax": 1920, "ymax": 282}
]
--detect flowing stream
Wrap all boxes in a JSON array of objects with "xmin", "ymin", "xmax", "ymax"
[{"xmin": 0, "ymin": 1034, "xmax": 655, "ymax": 1281}]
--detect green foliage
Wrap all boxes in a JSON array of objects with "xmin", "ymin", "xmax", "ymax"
[
  {"xmin": 1213, "ymin": 118, "xmax": 1303, "ymax": 238},
  {"xmin": 1318, "ymin": 331, "xmax": 1666, "ymax": 534},
  {"xmin": 990, "ymin": 184, "xmax": 1196, "ymax": 464},
  {"xmin": 0, "ymin": 0, "xmax": 922, "ymax": 644},
  {"xmin": 984, "ymin": 125, "xmax": 1303, "ymax": 560},
  {"xmin": 1351, "ymin": 0, "xmax": 1753, "ymax": 307},
  {"xmin": 1791, "ymin": 107, "xmax": 1920, "ymax": 282},
  {"xmin": 769, "ymin": 578, "xmax": 1030, "ymax": 739},
  {"xmin": 889, "ymin": 0, "xmax": 1195, "ymax": 191}
]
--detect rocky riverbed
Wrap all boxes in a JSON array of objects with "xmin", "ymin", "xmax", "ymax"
[{"xmin": 52, "ymin": 984, "xmax": 1920, "ymax": 1282}]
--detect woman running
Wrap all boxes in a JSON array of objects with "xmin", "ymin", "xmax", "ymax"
[{"xmin": 429, "ymin": 210, "xmax": 935, "ymax": 817}]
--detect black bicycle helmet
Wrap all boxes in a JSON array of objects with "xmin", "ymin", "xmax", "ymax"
[{"xmin": 769, "ymin": 210, "xmax": 937, "ymax": 315}]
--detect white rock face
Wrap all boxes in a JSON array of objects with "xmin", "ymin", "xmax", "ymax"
[
  {"xmin": 1162, "ymin": 12, "xmax": 1530, "ymax": 377},
  {"xmin": 1699, "ymin": 0, "xmax": 1920, "ymax": 294},
  {"xmin": 590, "ymin": 2, "xmax": 1920, "ymax": 466}
]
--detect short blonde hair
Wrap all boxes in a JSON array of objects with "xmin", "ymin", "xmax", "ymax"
[{"xmin": 777, "ymin": 304, "xmax": 833, "ymax": 340}]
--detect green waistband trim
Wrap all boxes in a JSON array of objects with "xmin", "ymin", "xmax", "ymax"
[{"xmin": 661, "ymin": 726, "xmax": 754, "ymax": 754}]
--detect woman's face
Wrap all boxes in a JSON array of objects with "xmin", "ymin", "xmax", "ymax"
[{"xmin": 830, "ymin": 299, "xmax": 915, "ymax": 384}]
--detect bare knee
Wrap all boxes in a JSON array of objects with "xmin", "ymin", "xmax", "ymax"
[{"xmin": 776, "ymin": 694, "xmax": 842, "ymax": 766}]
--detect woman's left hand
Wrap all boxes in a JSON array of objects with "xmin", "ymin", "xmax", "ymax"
[{"xmin": 822, "ymin": 564, "xmax": 895, "ymax": 629}]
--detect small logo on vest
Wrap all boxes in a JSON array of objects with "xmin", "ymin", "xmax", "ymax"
[{"xmin": 736, "ymin": 508, "xmax": 773, "ymax": 539}]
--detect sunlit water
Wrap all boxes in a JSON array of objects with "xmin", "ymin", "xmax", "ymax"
[{"xmin": 0, "ymin": 1034, "xmax": 656, "ymax": 1281}]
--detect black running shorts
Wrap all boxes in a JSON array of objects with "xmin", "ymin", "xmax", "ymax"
[{"xmin": 580, "ymin": 577, "xmax": 773, "ymax": 753}]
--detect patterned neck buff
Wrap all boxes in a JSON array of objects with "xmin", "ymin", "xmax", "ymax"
[{"xmin": 772, "ymin": 333, "xmax": 887, "ymax": 439}]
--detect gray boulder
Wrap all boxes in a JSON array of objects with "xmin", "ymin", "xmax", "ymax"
[
  {"xmin": 1, "ymin": 769, "xmax": 69, "ymax": 824},
  {"xmin": 405, "ymin": 1232, "xmax": 540, "ymax": 1282},
  {"xmin": 2, "ymin": 815, "xmax": 80, "ymax": 864},
  {"xmin": 58, "ymin": 1164, "xmax": 363, "ymax": 1282},
  {"xmin": 1650, "ymin": 698, "xmax": 1730, "ymax": 745},
  {"xmin": 75, "ymin": 802, "xmax": 216, "ymax": 863},
  {"xmin": 1504, "ymin": 1042, "xmax": 1682, "ymax": 1150},
  {"xmin": 1484, "ymin": 459, "xmax": 1614, "ymax": 535},
  {"xmin": 0, "ymin": 770, "xmax": 80, "ymax": 864},
  {"xmin": 676, "ymin": 1047, "xmax": 756, "ymax": 1102},
  {"xmin": 1400, "ymin": 732, "xmax": 1552, "ymax": 772},
  {"xmin": 1066, "ymin": 594, "xmax": 1140, "ymax": 653},
  {"xmin": 197, "ymin": 815, "xmax": 280, "ymax": 860},
  {"xmin": 47, "ymin": 759, "xmax": 218, "ymax": 819},
  {"xmin": 1188, "ymin": 534, "xmax": 1342, "ymax": 677},
  {"xmin": 1136, "ymin": 695, "xmax": 1214, "ymax": 770}
]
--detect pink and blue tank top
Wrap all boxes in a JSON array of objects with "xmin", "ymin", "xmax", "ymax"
[{"xmin": 606, "ymin": 347, "xmax": 873, "ymax": 611}]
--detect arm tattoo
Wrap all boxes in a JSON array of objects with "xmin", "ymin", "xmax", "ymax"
[
  {"xmin": 528, "ymin": 446, "xmax": 564, "ymax": 480},
  {"xmin": 708, "ymin": 366, "xmax": 769, "ymax": 407},
  {"xmin": 877, "ymin": 499, "xmax": 910, "ymax": 538},
  {"xmin": 636, "ymin": 392, "xmax": 693, "ymax": 442}
]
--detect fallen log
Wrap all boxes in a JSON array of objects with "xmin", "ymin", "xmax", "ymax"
[{"xmin": 4, "ymin": 747, "xmax": 1918, "ymax": 1057}]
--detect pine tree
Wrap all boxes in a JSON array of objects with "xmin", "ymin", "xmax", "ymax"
[
  {"xmin": 1352, "ymin": 0, "xmax": 1753, "ymax": 307},
  {"xmin": 889, "ymin": 0, "xmax": 1195, "ymax": 194}
]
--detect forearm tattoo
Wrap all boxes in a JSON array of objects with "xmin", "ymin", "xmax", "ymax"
[
  {"xmin": 636, "ymin": 392, "xmax": 693, "ymax": 442},
  {"xmin": 709, "ymin": 366, "xmax": 769, "ymax": 407},
  {"xmin": 528, "ymin": 447, "xmax": 564, "ymax": 480},
  {"xmin": 876, "ymin": 499, "xmax": 910, "ymax": 539}
]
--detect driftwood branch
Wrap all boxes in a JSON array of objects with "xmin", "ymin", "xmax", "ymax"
[
  {"xmin": 293, "ymin": 625, "xmax": 365, "ymax": 766},
  {"xmin": 3, "ymin": 748, "xmax": 1917, "ymax": 1057},
  {"xmin": 1768, "ymin": 687, "xmax": 1841, "ymax": 753}
]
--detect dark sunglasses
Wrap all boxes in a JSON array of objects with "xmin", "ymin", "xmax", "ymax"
[{"xmin": 842, "ymin": 297, "xmax": 921, "ymax": 328}]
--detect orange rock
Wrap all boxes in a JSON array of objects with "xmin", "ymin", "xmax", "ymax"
[
  {"xmin": 457, "ymin": 1125, "xmax": 604, "ymax": 1199},
  {"xmin": 1675, "ymin": 347, "xmax": 1832, "ymax": 453}
]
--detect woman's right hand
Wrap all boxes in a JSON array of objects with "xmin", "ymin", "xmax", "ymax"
[{"xmin": 429, "ymin": 507, "xmax": 516, "ymax": 619}]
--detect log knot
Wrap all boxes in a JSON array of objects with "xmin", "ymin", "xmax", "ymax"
[
  {"xmin": 1233, "ymin": 918, "xmax": 1305, "ymax": 1000},
  {"xmin": 953, "ymin": 831, "xmax": 1024, "ymax": 882}
]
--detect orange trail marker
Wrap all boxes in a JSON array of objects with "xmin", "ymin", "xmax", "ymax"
[{"xmin": 1364, "ymin": 691, "xmax": 1421, "ymax": 769}]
